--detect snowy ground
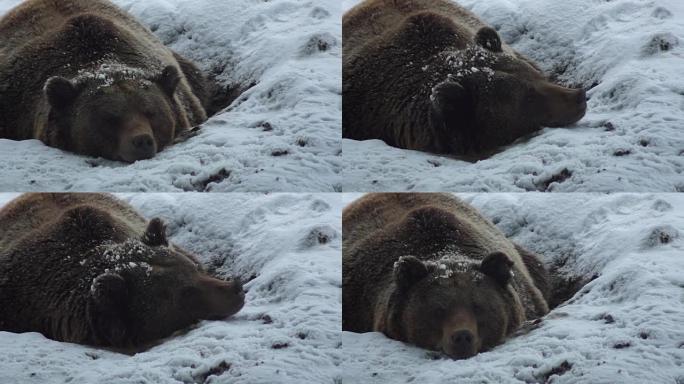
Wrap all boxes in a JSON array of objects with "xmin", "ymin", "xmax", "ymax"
[
  {"xmin": 342, "ymin": 193, "xmax": 684, "ymax": 383},
  {"xmin": 0, "ymin": 0, "xmax": 342, "ymax": 192},
  {"xmin": 0, "ymin": 193, "xmax": 343, "ymax": 384},
  {"xmin": 342, "ymin": 0, "xmax": 684, "ymax": 192}
]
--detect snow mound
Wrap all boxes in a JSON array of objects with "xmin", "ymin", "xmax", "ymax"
[
  {"xmin": 0, "ymin": 193, "xmax": 342, "ymax": 384},
  {"xmin": 342, "ymin": 193, "xmax": 684, "ymax": 383},
  {"xmin": 342, "ymin": 0, "xmax": 684, "ymax": 192},
  {"xmin": 0, "ymin": 0, "xmax": 341, "ymax": 192}
]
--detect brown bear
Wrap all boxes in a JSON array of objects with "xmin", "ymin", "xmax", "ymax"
[
  {"xmin": 0, "ymin": 193, "xmax": 244, "ymax": 350},
  {"xmin": 0, "ymin": 0, "xmax": 213, "ymax": 162},
  {"xmin": 343, "ymin": 193, "xmax": 549, "ymax": 359},
  {"xmin": 343, "ymin": 0, "xmax": 587, "ymax": 157}
]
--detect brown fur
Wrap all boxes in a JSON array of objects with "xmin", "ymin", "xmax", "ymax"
[
  {"xmin": 343, "ymin": 0, "xmax": 587, "ymax": 157},
  {"xmin": 343, "ymin": 193, "xmax": 549, "ymax": 359},
  {"xmin": 0, "ymin": 193, "xmax": 244, "ymax": 349},
  {"xmin": 0, "ymin": 0, "xmax": 214, "ymax": 162}
]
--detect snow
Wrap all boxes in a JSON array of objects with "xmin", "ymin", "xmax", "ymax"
[
  {"xmin": 342, "ymin": 192, "xmax": 684, "ymax": 383},
  {"xmin": 342, "ymin": 0, "xmax": 684, "ymax": 192},
  {"xmin": 0, "ymin": 193, "xmax": 342, "ymax": 384},
  {"xmin": 0, "ymin": 0, "xmax": 342, "ymax": 192}
]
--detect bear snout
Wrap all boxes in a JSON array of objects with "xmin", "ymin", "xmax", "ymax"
[
  {"xmin": 132, "ymin": 134, "xmax": 155, "ymax": 154},
  {"xmin": 121, "ymin": 133, "xmax": 156, "ymax": 162},
  {"xmin": 440, "ymin": 307, "xmax": 480, "ymax": 359},
  {"xmin": 539, "ymin": 84, "xmax": 588, "ymax": 127},
  {"xmin": 199, "ymin": 276, "xmax": 245, "ymax": 320},
  {"xmin": 446, "ymin": 329, "xmax": 477, "ymax": 359},
  {"xmin": 117, "ymin": 115, "xmax": 158, "ymax": 162}
]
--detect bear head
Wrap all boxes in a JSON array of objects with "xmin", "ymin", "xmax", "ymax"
[
  {"xmin": 429, "ymin": 24, "xmax": 587, "ymax": 149},
  {"xmin": 385, "ymin": 252, "xmax": 522, "ymax": 360},
  {"xmin": 370, "ymin": 206, "xmax": 526, "ymax": 360},
  {"xmin": 394, "ymin": 12, "xmax": 586, "ymax": 152},
  {"xmin": 43, "ymin": 65, "xmax": 185, "ymax": 162},
  {"xmin": 78, "ymin": 212, "xmax": 245, "ymax": 347}
]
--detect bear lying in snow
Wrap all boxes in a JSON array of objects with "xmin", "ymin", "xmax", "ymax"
[
  {"xmin": 0, "ymin": 193, "xmax": 244, "ymax": 349},
  {"xmin": 343, "ymin": 0, "xmax": 587, "ymax": 158},
  {"xmin": 343, "ymin": 193, "xmax": 550, "ymax": 359},
  {"xmin": 0, "ymin": 0, "xmax": 215, "ymax": 162}
]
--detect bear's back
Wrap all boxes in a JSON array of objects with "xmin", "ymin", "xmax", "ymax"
[
  {"xmin": 0, "ymin": 193, "xmax": 146, "ymax": 253},
  {"xmin": 343, "ymin": 193, "xmax": 516, "ymax": 262},
  {"xmin": 0, "ymin": 0, "xmax": 150, "ymax": 57},
  {"xmin": 343, "ymin": 0, "xmax": 497, "ymax": 60}
]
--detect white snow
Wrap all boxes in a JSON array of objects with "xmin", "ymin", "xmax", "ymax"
[
  {"xmin": 342, "ymin": 0, "xmax": 684, "ymax": 192},
  {"xmin": 0, "ymin": 0, "xmax": 342, "ymax": 192},
  {"xmin": 342, "ymin": 193, "xmax": 684, "ymax": 383},
  {"xmin": 0, "ymin": 193, "xmax": 342, "ymax": 384}
]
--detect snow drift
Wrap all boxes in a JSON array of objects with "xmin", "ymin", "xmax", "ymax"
[
  {"xmin": 0, "ymin": 0, "xmax": 342, "ymax": 192},
  {"xmin": 342, "ymin": 0, "xmax": 684, "ymax": 192},
  {"xmin": 0, "ymin": 193, "xmax": 342, "ymax": 384},
  {"xmin": 342, "ymin": 193, "xmax": 684, "ymax": 383}
]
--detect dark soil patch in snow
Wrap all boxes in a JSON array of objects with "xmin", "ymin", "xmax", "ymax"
[
  {"xmin": 194, "ymin": 361, "xmax": 231, "ymax": 384},
  {"xmin": 271, "ymin": 149, "xmax": 289, "ymax": 157},
  {"xmin": 597, "ymin": 313, "xmax": 616, "ymax": 324},
  {"xmin": 300, "ymin": 33, "xmax": 338, "ymax": 56},
  {"xmin": 190, "ymin": 168, "xmax": 231, "ymax": 192},
  {"xmin": 642, "ymin": 225, "xmax": 679, "ymax": 248},
  {"xmin": 299, "ymin": 225, "xmax": 338, "ymax": 249},
  {"xmin": 541, "ymin": 360, "xmax": 572, "ymax": 383},
  {"xmin": 536, "ymin": 168, "xmax": 572, "ymax": 191},
  {"xmin": 641, "ymin": 33, "xmax": 679, "ymax": 56}
]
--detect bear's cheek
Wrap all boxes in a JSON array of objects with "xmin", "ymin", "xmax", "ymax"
[
  {"xmin": 474, "ymin": 302, "xmax": 510, "ymax": 351},
  {"xmin": 69, "ymin": 113, "xmax": 117, "ymax": 158},
  {"xmin": 152, "ymin": 119, "xmax": 175, "ymax": 149}
]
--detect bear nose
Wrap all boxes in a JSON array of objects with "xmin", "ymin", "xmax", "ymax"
[
  {"xmin": 451, "ymin": 330, "xmax": 474, "ymax": 348},
  {"xmin": 130, "ymin": 134, "xmax": 156, "ymax": 159},
  {"xmin": 132, "ymin": 134, "xmax": 155, "ymax": 151}
]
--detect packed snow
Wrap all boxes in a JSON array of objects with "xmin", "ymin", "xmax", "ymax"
[
  {"xmin": 0, "ymin": 193, "xmax": 343, "ymax": 384},
  {"xmin": 0, "ymin": 0, "xmax": 342, "ymax": 192},
  {"xmin": 342, "ymin": 0, "xmax": 684, "ymax": 192},
  {"xmin": 342, "ymin": 193, "xmax": 684, "ymax": 383}
]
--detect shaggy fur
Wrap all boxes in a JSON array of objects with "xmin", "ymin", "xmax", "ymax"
[
  {"xmin": 0, "ymin": 0, "xmax": 214, "ymax": 161},
  {"xmin": 343, "ymin": 193, "xmax": 549, "ymax": 359},
  {"xmin": 343, "ymin": 0, "xmax": 587, "ymax": 157},
  {"xmin": 0, "ymin": 193, "xmax": 244, "ymax": 349}
]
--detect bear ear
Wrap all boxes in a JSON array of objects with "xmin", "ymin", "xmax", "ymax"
[
  {"xmin": 480, "ymin": 252, "xmax": 514, "ymax": 286},
  {"xmin": 393, "ymin": 256, "xmax": 430, "ymax": 290},
  {"xmin": 87, "ymin": 273, "xmax": 129, "ymax": 346},
  {"xmin": 45, "ymin": 77, "xmax": 79, "ymax": 109},
  {"xmin": 142, "ymin": 217, "xmax": 168, "ymax": 247},
  {"xmin": 431, "ymin": 80, "xmax": 469, "ymax": 118},
  {"xmin": 156, "ymin": 65, "xmax": 181, "ymax": 96},
  {"xmin": 475, "ymin": 27, "xmax": 502, "ymax": 52}
]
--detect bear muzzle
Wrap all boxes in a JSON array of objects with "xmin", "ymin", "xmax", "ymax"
[
  {"xmin": 118, "ymin": 115, "xmax": 158, "ymax": 162},
  {"xmin": 441, "ymin": 308, "xmax": 480, "ymax": 359},
  {"xmin": 445, "ymin": 329, "xmax": 478, "ymax": 359},
  {"xmin": 539, "ymin": 84, "xmax": 587, "ymax": 127},
  {"xmin": 198, "ymin": 276, "xmax": 246, "ymax": 320}
]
